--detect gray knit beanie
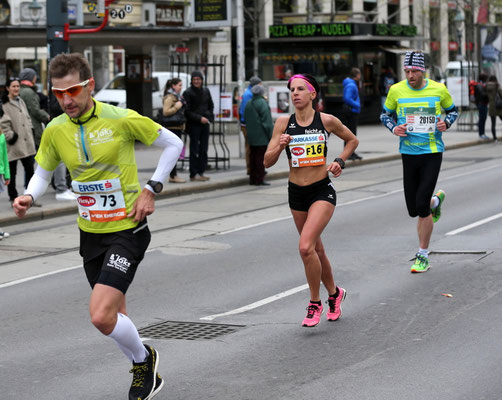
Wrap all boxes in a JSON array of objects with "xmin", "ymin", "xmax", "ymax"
[
  {"xmin": 249, "ymin": 76, "xmax": 262, "ymax": 86},
  {"xmin": 251, "ymin": 84, "xmax": 265, "ymax": 96},
  {"xmin": 20, "ymin": 68, "xmax": 37, "ymax": 82}
]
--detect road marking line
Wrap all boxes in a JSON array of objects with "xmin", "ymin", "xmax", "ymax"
[
  {"xmin": 218, "ymin": 216, "xmax": 292, "ymax": 235},
  {"xmin": 0, "ymin": 265, "xmax": 81, "ymax": 289},
  {"xmin": 446, "ymin": 212, "xmax": 502, "ymax": 236},
  {"xmin": 0, "ymin": 248, "xmax": 158, "ymax": 289},
  {"xmin": 200, "ymin": 284, "xmax": 308, "ymax": 321},
  {"xmin": 218, "ymin": 188, "xmax": 404, "ymax": 235}
]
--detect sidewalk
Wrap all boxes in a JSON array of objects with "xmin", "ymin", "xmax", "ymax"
[{"xmin": 0, "ymin": 123, "xmax": 486, "ymax": 227}]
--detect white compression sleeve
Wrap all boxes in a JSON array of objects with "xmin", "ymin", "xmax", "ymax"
[
  {"xmin": 25, "ymin": 166, "xmax": 53, "ymax": 201},
  {"xmin": 146, "ymin": 127, "xmax": 183, "ymax": 189}
]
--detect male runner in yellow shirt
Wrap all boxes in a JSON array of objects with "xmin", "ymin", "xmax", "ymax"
[{"xmin": 13, "ymin": 53, "xmax": 183, "ymax": 400}]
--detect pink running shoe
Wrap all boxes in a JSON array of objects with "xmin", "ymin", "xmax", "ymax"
[
  {"xmin": 326, "ymin": 287, "xmax": 346, "ymax": 321},
  {"xmin": 302, "ymin": 302, "xmax": 323, "ymax": 327}
]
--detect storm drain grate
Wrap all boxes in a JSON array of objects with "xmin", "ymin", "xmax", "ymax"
[{"xmin": 138, "ymin": 320, "xmax": 245, "ymax": 341}]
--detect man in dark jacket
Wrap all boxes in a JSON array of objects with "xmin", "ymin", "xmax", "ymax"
[
  {"xmin": 244, "ymin": 84, "xmax": 272, "ymax": 186},
  {"xmin": 474, "ymin": 73, "xmax": 489, "ymax": 139},
  {"xmin": 183, "ymin": 70, "xmax": 214, "ymax": 181}
]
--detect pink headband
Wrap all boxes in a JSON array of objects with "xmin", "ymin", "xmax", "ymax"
[{"xmin": 288, "ymin": 74, "xmax": 316, "ymax": 93}]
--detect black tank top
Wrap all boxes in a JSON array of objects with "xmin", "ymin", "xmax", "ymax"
[{"xmin": 285, "ymin": 111, "xmax": 329, "ymax": 160}]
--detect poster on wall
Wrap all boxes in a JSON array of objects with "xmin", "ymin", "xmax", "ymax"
[
  {"xmin": 207, "ymin": 85, "xmax": 233, "ymax": 122},
  {"xmin": 268, "ymin": 85, "xmax": 291, "ymax": 119}
]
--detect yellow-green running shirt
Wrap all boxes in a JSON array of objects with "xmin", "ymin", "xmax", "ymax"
[
  {"xmin": 36, "ymin": 100, "xmax": 161, "ymax": 233},
  {"xmin": 384, "ymin": 79, "xmax": 455, "ymax": 155}
]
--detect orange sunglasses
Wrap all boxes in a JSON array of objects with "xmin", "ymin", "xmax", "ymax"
[{"xmin": 52, "ymin": 78, "xmax": 93, "ymax": 99}]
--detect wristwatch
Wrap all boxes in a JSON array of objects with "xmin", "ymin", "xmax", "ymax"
[
  {"xmin": 334, "ymin": 158, "xmax": 345, "ymax": 169},
  {"xmin": 146, "ymin": 180, "xmax": 163, "ymax": 194}
]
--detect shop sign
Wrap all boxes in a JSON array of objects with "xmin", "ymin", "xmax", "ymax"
[
  {"xmin": 448, "ymin": 41, "xmax": 458, "ymax": 51},
  {"xmin": 375, "ymin": 24, "xmax": 417, "ymax": 37},
  {"xmin": 269, "ymin": 23, "xmax": 353, "ymax": 38},
  {"xmin": 269, "ymin": 22, "xmax": 416, "ymax": 39},
  {"xmin": 156, "ymin": 4, "xmax": 184, "ymax": 26},
  {"xmin": 192, "ymin": 0, "xmax": 231, "ymax": 27}
]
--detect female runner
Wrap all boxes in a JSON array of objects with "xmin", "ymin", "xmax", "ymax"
[{"xmin": 264, "ymin": 74, "xmax": 358, "ymax": 327}]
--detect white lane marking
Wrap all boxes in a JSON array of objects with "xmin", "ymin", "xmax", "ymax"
[
  {"xmin": 446, "ymin": 212, "xmax": 502, "ymax": 236},
  {"xmin": 200, "ymin": 284, "xmax": 308, "ymax": 321},
  {"xmin": 0, "ymin": 265, "xmax": 81, "ymax": 289},
  {"xmin": 218, "ymin": 216, "xmax": 292, "ymax": 235},
  {"xmin": 0, "ymin": 248, "xmax": 157, "ymax": 289},
  {"xmin": 218, "ymin": 188, "xmax": 404, "ymax": 235}
]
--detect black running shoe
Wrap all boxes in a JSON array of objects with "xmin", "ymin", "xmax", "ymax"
[
  {"xmin": 151, "ymin": 373, "xmax": 165, "ymax": 399},
  {"xmin": 129, "ymin": 345, "xmax": 160, "ymax": 400}
]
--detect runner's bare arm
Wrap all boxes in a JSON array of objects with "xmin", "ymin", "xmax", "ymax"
[
  {"xmin": 128, "ymin": 189, "xmax": 155, "ymax": 222},
  {"xmin": 13, "ymin": 166, "xmax": 52, "ymax": 218},
  {"xmin": 264, "ymin": 116, "xmax": 290, "ymax": 168},
  {"xmin": 322, "ymin": 113, "xmax": 359, "ymax": 160}
]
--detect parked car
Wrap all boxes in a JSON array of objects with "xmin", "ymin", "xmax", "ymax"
[{"xmin": 94, "ymin": 71, "xmax": 190, "ymax": 119}]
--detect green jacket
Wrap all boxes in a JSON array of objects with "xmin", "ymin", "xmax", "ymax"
[
  {"xmin": 19, "ymin": 83, "xmax": 49, "ymax": 148},
  {"xmin": 244, "ymin": 95, "xmax": 273, "ymax": 146},
  {"xmin": 0, "ymin": 133, "xmax": 10, "ymax": 180}
]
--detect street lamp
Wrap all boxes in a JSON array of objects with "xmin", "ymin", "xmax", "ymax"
[
  {"xmin": 28, "ymin": 0, "xmax": 43, "ymax": 75},
  {"xmin": 454, "ymin": 8, "xmax": 465, "ymax": 61}
]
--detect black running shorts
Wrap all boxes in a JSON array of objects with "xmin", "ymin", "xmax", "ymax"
[
  {"xmin": 288, "ymin": 177, "xmax": 337, "ymax": 212},
  {"xmin": 401, "ymin": 152, "xmax": 443, "ymax": 218},
  {"xmin": 79, "ymin": 221, "xmax": 151, "ymax": 294}
]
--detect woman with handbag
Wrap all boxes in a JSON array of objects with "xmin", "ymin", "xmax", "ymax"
[
  {"xmin": 162, "ymin": 78, "xmax": 187, "ymax": 183},
  {"xmin": 486, "ymin": 75, "xmax": 502, "ymax": 141},
  {"xmin": 0, "ymin": 77, "xmax": 36, "ymax": 202}
]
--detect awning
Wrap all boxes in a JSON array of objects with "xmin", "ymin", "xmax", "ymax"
[{"xmin": 380, "ymin": 45, "xmax": 429, "ymax": 54}]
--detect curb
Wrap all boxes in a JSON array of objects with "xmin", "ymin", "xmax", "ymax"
[{"xmin": 0, "ymin": 139, "xmax": 485, "ymax": 226}]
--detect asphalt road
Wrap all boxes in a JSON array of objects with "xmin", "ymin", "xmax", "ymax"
[{"xmin": 1, "ymin": 143, "xmax": 501, "ymax": 400}]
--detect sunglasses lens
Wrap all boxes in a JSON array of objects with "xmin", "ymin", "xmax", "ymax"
[
  {"xmin": 52, "ymin": 85, "xmax": 84, "ymax": 99},
  {"xmin": 52, "ymin": 89, "xmax": 64, "ymax": 99},
  {"xmin": 67, "ymin": 86, "xmax": 83, "ymax": 96}
]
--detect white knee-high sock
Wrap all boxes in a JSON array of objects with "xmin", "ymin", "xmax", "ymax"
[{"xmin": 108, "ymin": 313, "xmax": 148, "ymax": 363}]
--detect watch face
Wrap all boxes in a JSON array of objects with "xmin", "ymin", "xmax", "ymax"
[{"xmin": 149, "ymin": 181, "xmax": 162, "ymax": 193}]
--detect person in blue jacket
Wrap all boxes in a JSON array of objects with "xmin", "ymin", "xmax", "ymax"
[
  {"xmin": 239, "ymin": 76, "xmax": 262, "ymax": 175},
  {"xmin": 342, "ymin": 68, "xmax": 362, "ymax": 160}
]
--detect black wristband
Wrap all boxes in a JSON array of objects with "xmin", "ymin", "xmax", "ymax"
[{"xmin": 334, "ymin": 157, "xmax": 345, "ymax": 169}]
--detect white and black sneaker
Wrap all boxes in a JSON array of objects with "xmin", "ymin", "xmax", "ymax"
[
  {"xmin": 129, "ymin": 345, "xmax": 163, "ymax": 400},
  {"xmin": 0, "ymin": 230, "xmax": 10, "ymax": 239}
]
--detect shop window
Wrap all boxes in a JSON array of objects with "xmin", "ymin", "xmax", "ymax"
[
  {"xmin": 259, "ymin": 50, "xmax": 353, "ymax": 97},
  {"xmin": 496, "ymin": 13, "xmax": 502, "ymax": 25},
  {"xmin": 387, "ymin": 2, "xmax": 399, "ymax": 24},
  {"xmin": 336, "ymin": 0, "xmax": 349, "ymax": 12},
  {"xmin": 273, "ymin": 0, "xmax": 293, "ymax": 13}
]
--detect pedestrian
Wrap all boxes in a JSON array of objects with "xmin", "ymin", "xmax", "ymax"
[
  {"xmin": 18, "ymin": 68, "xmax": 75, "ymax": 202},
  {"xmin": 0, "ymin": 77, "xmax": 36, "ymax": 204},
  {"xmin": 0, "ymin": 128, "xmax": 10, "ymax": 239},
  {"xmin": 474, "ymin": 73, "xmax": 489, "ymax": 140},
  {"xmin": 264, "ymin": 73, "xmax": 358, "ymax": 327},
  {"xmin": 244, "ymin": 83, "xmax": 273, "ymax": 186},
  {"xmin": 379, "ymin": 66, "xmax": 397, "ymax": 109},
  {"xmin": 239, "ymin": 76, "xmax": 262, "ymax": 176},
  {"xmin": 342, "ymin": 67, "xmax": 362, "ymax": 160},
  {"xmin": 183, "ymin": 70, "xmax": 214, "ymax": 182},
  {"xmin": 380, "ymin": 51, "xmax": 459, "ymax": 273},
  {"xmin": 12, "ymin": 53, "xmax": 183, "ymax": 399},
  {"xmin": 485, "ymin": 75, "xmax": 502, "ymax": 141},
  {"xmin": 162, "ymin": 77, "xmax": 187, "ymax": 183},
  {"xmin": 18, "ymin": 68, "xmax": 49, "ymax": 148}
]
